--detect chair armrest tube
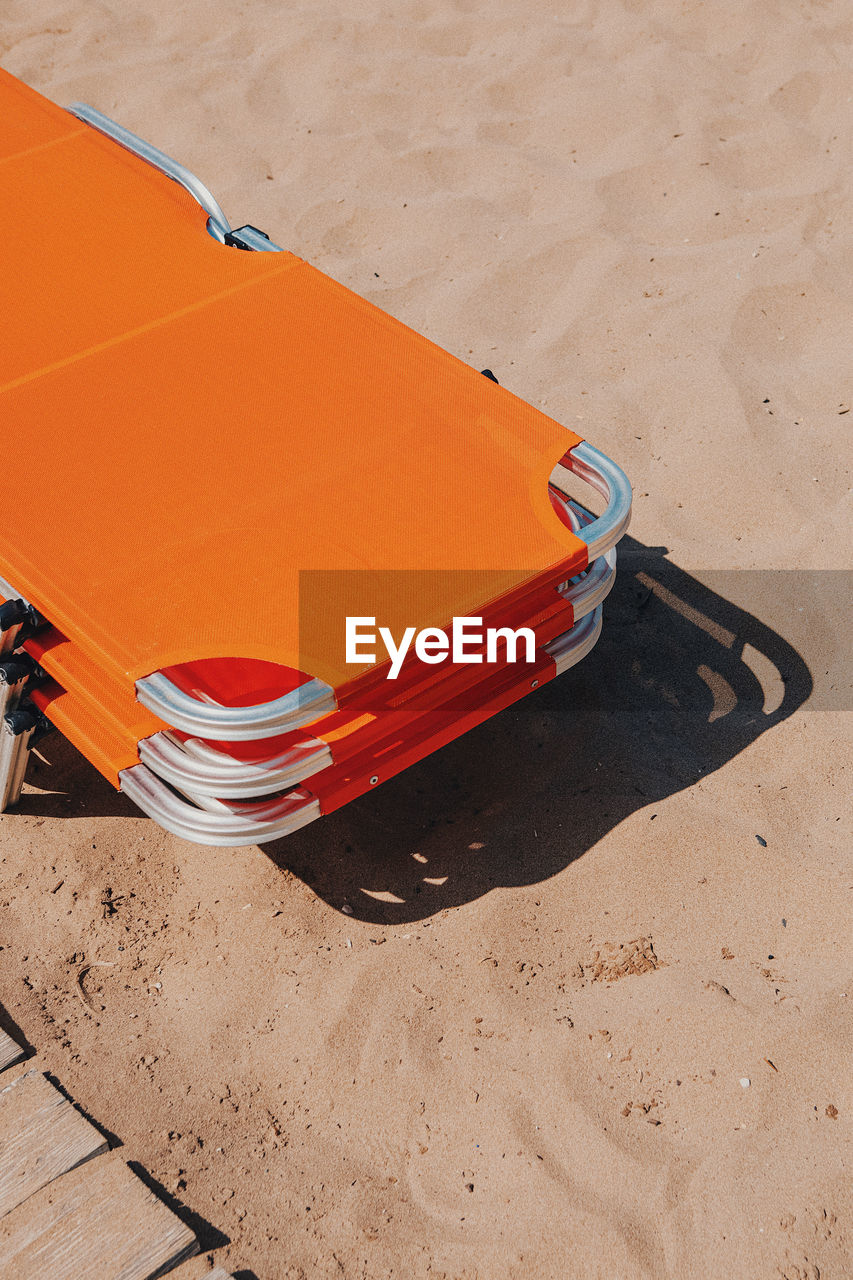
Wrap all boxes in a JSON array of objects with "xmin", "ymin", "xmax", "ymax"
[
  {"xmin": 558, "ymin": 546, "xmax": 616, "ymax": 620},
  {"xmin": 67, "ymin": 103, "xmax": 232, "ymax": 243},
  {"xmin": 554, "ymin": 442, "xmax": 632, "ymax": 562},
  {"xmin": 119, "ymin": 763, "xmax": 321, "ymax": 846},
  {"xmin": 138, "ymin": 731, "xmax": 332, "ymax": 798},
  {"xmin": 135, "ymin": 671, "xmax": 338, "ymax": 740},
  {"xmin": 544, "ymin": 604, "xmax": 603, "ymax": 675}
]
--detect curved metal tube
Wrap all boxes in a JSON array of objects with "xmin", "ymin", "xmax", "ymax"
[
  {"xmin": 67, "ymin": 103, "xmax": 232, "ymax": 243},
  {"xmin": 171, "ymin": 787, "xmax": 254, "ymax": 815},
  {"xmin": 120, "ymin": 763, "xmax": 321, "ymax": 846},
  {"xmin": 138, "ymin": 730, "xmax": 332, "ymax": 798},
  {"xmin": 551, "ymin": 443, "xmax": 632, "ymax": 562},
  {"xmin": 547, "ymin": 492, "xmax": 617, "ymax": 617},
  {"xmin": 135, "ymin": 671, "xmax": 337, "ymax": 740},
  {"xmin": 559, "ymin": 547, "xmax": 616, "ymax": 620},
  {"xmin": 126, "ymin": 608, "xmax": 606, "ymax": 842},
  {"xmin": 544, "ymin": 604, "xmax": 603, "ymax": 675},
  {"xmin": 549, "ymin": 493, "xmax": 584, "ymax": 535}
]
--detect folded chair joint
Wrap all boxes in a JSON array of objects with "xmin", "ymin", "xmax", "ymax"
[
  {"xmin": 0, "ymin": 598, "xmax": 28, "ymax": 655},
  {"xmin": 224, "ymin": 224, "xmax": 281, "ymax": 253},
  {"xmin": 0, "ymin": 652, "xmax": 38, "ymax": 690},
  {"xmin": 5, "ymin": 701, "xmax": 49, "ymax": 741},
  {"xmin": 0, "ymin": 598, "xmax": 46, "ymax": 654},
  {"xmin": 0, "ymin": 598, "xmax": 28, "ymax": 632},
  {"xmin": 0, "ymin": 654, "xmax": 40, "ymax": 779}
]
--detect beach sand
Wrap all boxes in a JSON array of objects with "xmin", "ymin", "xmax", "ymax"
[{"xmin": 1, "ymin": 2, "xmax": 851, "ymax": 1276}]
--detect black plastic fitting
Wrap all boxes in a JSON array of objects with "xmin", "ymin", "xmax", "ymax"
[
  {"xmin": 0, "ymin": 598, "xmax": 29, "ymax": 632},
  {"xmin": 224, "ymin": 224, "xmax": 271, "ymax": 251}
]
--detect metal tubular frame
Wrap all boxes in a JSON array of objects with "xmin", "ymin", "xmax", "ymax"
[
  {"xmin": 119, "ymin": 766, "xmax": 321, "ymax": 846},
  {"xmin": 67, "ymin": 103, "xmax": 233, "ymax": 243},
  {"xmin": 0, "ymin": 658, "xmax": 40, "ymax": 812},
  {"xmin": 122, "ymin": 602, "xmax": 607, "ymax": 845},
  {"xmin": 554, "ymin": 444, "xmax": 632, "ymax": 562},
  {"xmin": 544, "ymin": 604, "xmax": 603, "ymax": 675},
  {"xmin": 134, "ymin": 555, "xmax": 616, "ymax": 799},
  {"xmin": 0, "ymin": 713, "xmax": 38, "ymax": 811},
  {"xmin": 1, "ymin": 104, "xmax": 632, "ymax": 836},
  {"xmin": 134, "ymin": 671, "xmax": 338, "ymax": 741},
  {"xmin": 562, "ymin": 548, "xmax": 617, "ymax": 616},
  {"xmin": 138, "ymin": 731, "xmax": 332, "ymax": 798}
]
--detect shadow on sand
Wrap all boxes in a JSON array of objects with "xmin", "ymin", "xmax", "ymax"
[
  {"xmin": 267, "ymin": 537, "xmax": 813, "ymax": 921},
  {"xmin": 21, "ymin": 537, "xmax": 813, "ymax": 923}
]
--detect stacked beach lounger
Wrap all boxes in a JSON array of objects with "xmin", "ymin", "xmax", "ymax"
[{"xmin": 0, "ymin": 68, "xmax": 631, "ymax": 846}]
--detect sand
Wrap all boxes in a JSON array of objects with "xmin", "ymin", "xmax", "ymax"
[{"xmin": 1, "ymin": 2, "xmax": 851, "ymax": 1277}]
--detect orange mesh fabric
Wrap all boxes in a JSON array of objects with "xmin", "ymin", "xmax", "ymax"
[{"xmin": 0, "ymin": 69, "xmax": 586, "ymax": 694}]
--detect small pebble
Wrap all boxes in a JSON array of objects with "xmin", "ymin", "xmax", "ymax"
[
  {"xmin": 755, "ymin": 835, "xmax": 767, "ymax": 847},
  {"xmin": 740, "ymin": 1077, "xmax": 751, "ymax": 1088},
  {"xmin": 341, "ymin": 904, "xmax": 353, "ymax": 915}
]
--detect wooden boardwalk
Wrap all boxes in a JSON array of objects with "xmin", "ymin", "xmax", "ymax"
[
  {"xmin": 0, "ymin": 1025, "xmax": 236, "ymax": 1280},
  {"xmin": 0, "ymin": 1030, "xmax": 25, "ymax": 1075}
]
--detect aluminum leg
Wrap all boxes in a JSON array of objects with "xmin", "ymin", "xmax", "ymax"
[
  {"xmin": 0, "ymin": 706, "xmax": 43, "ymax": 811},
  {"xmin": 0, "ymin": 657, "xmax": 40, "ymax": 812}
]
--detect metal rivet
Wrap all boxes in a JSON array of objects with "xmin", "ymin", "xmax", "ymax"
[
  {"xmin": 369, "ymin": 775, "xmax": 379, "ymax": 785},
  {"xmin": 531, "ymin": 679, "xmax": 539, "ymax": 688}
]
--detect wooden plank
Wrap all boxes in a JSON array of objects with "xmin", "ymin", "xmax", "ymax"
[
  {"xmin": 0, "ymin": 1154, "xmax": 198, "ymax": 1280},
  {"xmin": 0, "ymin": 1028, "xmax": 25, "ymax": 1074},
  {"xmin": 0, "ymin": 1071, "xmax": 108, "ymax": 1218}
]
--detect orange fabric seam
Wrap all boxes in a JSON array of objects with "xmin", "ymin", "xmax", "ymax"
[
  {"xmin": 0, "ymin": 125, "xmax": 89, "ymax": 169},
  {"xmin": 0, "ymin": 247, "xmax": 303, "ymax": 398}
]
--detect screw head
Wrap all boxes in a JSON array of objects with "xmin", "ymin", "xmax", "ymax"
[
  {"xmin": 369, "ymin": 774, "xmax": 379, "ymax": 785},
  {"xmin": 531, "ymin": 679, "xmax": 539, "ymax": 688}
]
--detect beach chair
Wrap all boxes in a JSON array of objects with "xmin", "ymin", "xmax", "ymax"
[{"xmin": 0, "ymin": 68, "xmax": 631, "ymax": 845}]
